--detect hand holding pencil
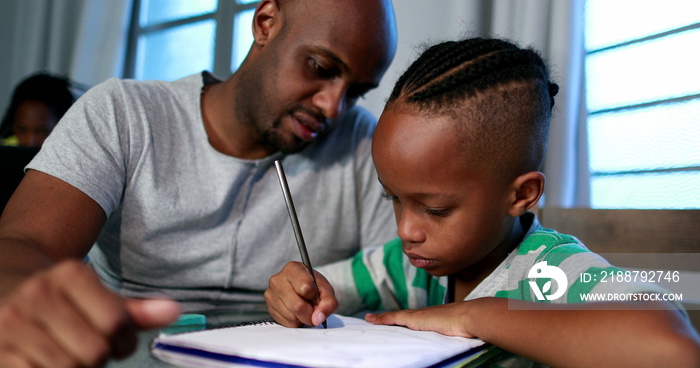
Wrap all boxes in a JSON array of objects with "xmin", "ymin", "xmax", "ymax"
[
  {"xmin": 266, "ymin": 160, "xmax": 337, "ymax": 328},
  {"xmin": 265, "ymin": 261, "xmax": 338, "ymax": 328}
]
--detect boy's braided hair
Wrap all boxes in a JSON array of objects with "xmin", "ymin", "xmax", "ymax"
[{"xmin": 385, "ymin": 37, "xmax": 559, "ymax": 180}]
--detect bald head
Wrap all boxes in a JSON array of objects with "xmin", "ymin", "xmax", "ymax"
[
  {"xmin": 218, "ymin": 0, "xmax": 398, "ymax": 158},
  {"xmin": 242, "ymin": 0, "xmax": 398, "ymax": 102},
  {"xmin": 276, "ymin": 0, "xmax": 397, "ymax": 73}
]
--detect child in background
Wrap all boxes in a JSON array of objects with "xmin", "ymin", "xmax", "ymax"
[
  {"xmin": 265, "ymin": 38, "xmax": 700, "ymax": 367},
  {"xmin": 0, "ymin": 72, "xmax": 77, "ymax": 147}
]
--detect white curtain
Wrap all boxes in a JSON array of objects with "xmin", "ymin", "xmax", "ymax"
[
  {"xmin": 359, "ymin": 0, "xmax": 589, "ymax": 208},
  {"xmin": 69, "ymin": 0, "xmax": 133, "ymax": 89},
  {"xmin": 0, "ymin": 0, "xmax": 78, "ymax": 106},
  {"xmin": 0, "ymin": 0, "xmax": 132, "ymax": 106},
  {"xmin": 487, "ymin": 0, "xmax": 589, "ymax": 207},
  {"xmin": 3, "ymin": 0, "xmax": 588, "ymax": 207}
]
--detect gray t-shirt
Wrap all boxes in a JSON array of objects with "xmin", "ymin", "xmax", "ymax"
[{"xmin": 28, "ymin": 72, "xmax": 396, "ymax": 310}]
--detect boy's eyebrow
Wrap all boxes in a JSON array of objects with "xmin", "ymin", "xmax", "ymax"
[
  {"xmin": 411, "ymin": 192, "xmax": 456, "ymax": 201},
  {"xmin": 377, "ymin": 178, "xmax": 456, "ymax": 200}
]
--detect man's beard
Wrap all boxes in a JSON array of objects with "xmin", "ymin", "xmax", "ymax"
[{"xmin": 260, "ymin": 118, "xmax": 310, "ymax": 154}]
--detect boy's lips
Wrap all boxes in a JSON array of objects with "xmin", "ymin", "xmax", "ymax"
[{"xmin": 404, "ymin": 252, "xmax": 438, "ymax": 269}]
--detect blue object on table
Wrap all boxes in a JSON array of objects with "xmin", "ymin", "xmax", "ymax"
[{"xmin": 161, "ymin": 313, "xmax": 206, "ymax": 335}]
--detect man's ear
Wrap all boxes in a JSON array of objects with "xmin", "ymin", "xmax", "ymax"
[
  {"xmin": 252, "ymin": 0, "xmax": 281, "ymax": 46},
  {"xmin": 507, "ymin": 171, "xmax": 545, "ymax": 217}
]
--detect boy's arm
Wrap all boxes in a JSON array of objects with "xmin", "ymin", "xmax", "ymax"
[
  {"xmin": 266, "ymin": 239, "xmax": 414, "ymax": 327},
  {"xmin": 367, "ymin": 298, "xmax": 700, "ymax": 368},
  {"xmin": 0, "ymin": 171, "xmax": 180, "ymax": 367}
]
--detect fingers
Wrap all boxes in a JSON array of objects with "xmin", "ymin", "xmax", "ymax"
[
  {"xmin": 0, "ymin": 260, "xmax": 174, "ymax": 367},
  {"xmin": 125, "ymin": 299, "xmax": 181, "ymax": 330},
  {"xmin": 312, "ymin": 272, "xmax": 337, "ymax": 327},
  {"xmin": 112, "ymin": 299, "xmax": 180, "ymax": 359},
  {"xmin": 0, "ymin": 350, "xmax": 34, "ymax": 368},
  {"xmin": 365, "ymin": 311, "xmax": 401, "ymax": 326},
  {"xmin": 265, "ymin": 262, "xmax": 338, "ymax": 327},
  {"xmin": 0, "ymin": 303, "xmax": 79, "ymax": 368},
  {"xmin": 55, "ymin": 261, "xmax": 132, "ymax": 337},
  {"xmin": 266, "ymin": 262, "xmax": 315, "ymax": 326},
  {"xmin": 365, "ymin": 304, "xmax": 477, "ymax": 338},
  {"xmin": 0, "ymin": 261, "xmax": 118, "ymax": 367}
]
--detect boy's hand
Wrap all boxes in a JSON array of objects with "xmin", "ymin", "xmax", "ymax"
[
  {"xmin": 0, "ymin": 260, "xmax": 181, "ymax": 368},
  {"xmin": 365, "ymin": 302, "xmax": 476, "ymax": 338},
  {"xmin": 265, "ymin": 261, "xmax": 338, "ymax": 327}
]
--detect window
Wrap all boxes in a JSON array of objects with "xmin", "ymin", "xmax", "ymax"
[
  {"xmin": 124, "ymin": 0, "xmax": 258, "ymax": 81},
  {"xmin": 584, "ymin": 0, "xmax": 700, "ymax": 209}
]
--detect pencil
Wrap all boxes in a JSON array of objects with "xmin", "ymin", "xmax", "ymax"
[{"xmin": 274, "ymin": 159, "xmax": 328, "ymax": 329}]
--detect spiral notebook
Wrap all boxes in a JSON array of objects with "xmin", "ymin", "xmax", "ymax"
[{"xmin": 151, "ymin": 314, "xmax": 492, "ymax": 368}]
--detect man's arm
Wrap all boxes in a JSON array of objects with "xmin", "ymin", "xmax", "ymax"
[
  {"xmin": 0, "ymin": 170, "xmax": 179, "ymax": 367},
  {"xmin": 0, "ymin": 170, "xmax": 105, "ymax": 293}
]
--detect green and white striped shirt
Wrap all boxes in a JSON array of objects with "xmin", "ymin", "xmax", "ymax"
[
  {"xmin": 318, "ymin": 213, "xmax": 676, "ymax": 367},
  {"xmin": 320, "ymin": 213, "xmax": 665, "ymax": 315}
]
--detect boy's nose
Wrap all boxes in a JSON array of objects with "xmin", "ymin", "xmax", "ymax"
[{"xmin": 396, "ymin": 211, "xmax": 426, "ymax": 244}]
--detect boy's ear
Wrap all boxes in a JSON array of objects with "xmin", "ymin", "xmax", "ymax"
[
  {"xmin": 507, "ymin": 171, "xmax": 545, "ymax": 217},
  {"xmin": 252, "ymin": 0, "xmax": 281, "ymax": 46}
]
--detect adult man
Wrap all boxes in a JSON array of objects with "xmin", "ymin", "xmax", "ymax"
[{"xmin": 0, "ymin": 0, "xmax": 397, "ymax": 366}]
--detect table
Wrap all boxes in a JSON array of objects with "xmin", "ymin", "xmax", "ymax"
[
  {"xmin": 107, "ymin": 303, "xmax": 508, "ymax": 368},
  {"xmin": 106, "ymin": 303, "xmax": 273, "ymax": 367}
]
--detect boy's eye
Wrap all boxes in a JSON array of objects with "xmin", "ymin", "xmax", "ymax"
[
  {"xmin": 424, "ymin": 207, "xmax": 452, "ymax": 217},
  {"xmin": 381, "ymin": 192, "xmax": 398, "ymax": 201}
]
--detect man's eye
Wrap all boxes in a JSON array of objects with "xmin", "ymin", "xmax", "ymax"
[
  {"xmin": 346, "ymin": 86, "xmax": 369, "ymax": 100},
  {"xmin": 309, "ymin": 59, "xmax": 335, "ymax": 79}
]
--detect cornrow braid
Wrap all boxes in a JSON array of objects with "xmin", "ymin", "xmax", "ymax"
[
  {"xmin": 391, "ymin": 38, "xmax": 516, "ymax": 101},
  {"xmin": 384, "ymin": 37, "xmax": 560, "ymax": 182},
  {"xmin": 388, "ymin": 37, "xmax": 558, "ymax": 111}
]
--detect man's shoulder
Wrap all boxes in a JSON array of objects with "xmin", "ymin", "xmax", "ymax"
[
  {"xmin": 341, "ymin": 105, "xmax": 376, "ymax": 122},
  {"xmin": 304, "ymin": 106, "xmax": 377, "ymax": 152},
  {"xmin": 86, "ymin": 73, "xmax": 204, "ymax": 102},
  {"xmin": 330, "ymin": 106, "xmax": 378, "ymax": 143},
  {"xmin": 335, "ymin": 105, "xmax": 378, "ymax": 135},
  {"xmin": 287, "ymin": 106, "xmax": 379, "ymax": 174}
]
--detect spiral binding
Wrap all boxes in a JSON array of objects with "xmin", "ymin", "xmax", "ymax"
[{"xmin": 227, "ymin": 318, "xmax": 277, "ymax": 328}]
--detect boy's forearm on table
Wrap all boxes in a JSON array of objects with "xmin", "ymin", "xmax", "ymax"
[{"xmin": 464, "ymin": 297, "xmax": 700, "ymax": 368}]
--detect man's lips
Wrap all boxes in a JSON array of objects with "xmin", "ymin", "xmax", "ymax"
[
  {"xmin": 290, "ymin": 112, "xmax": 325, "ymax": 142},
  {"xmin": 296, "ymin": 112, "xmax": 324, "ymax": 133}
]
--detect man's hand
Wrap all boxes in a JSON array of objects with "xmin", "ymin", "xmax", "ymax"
[
  {"xmin": 0, "ymin": 260, "xmax": 180, "ymax": 367},
  {"xmin": 265, "ymin": 261, "xmax": 337, "ymax": 327}
]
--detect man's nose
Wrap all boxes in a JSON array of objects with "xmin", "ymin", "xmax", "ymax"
[{"xmin": 312, "ymin": 81, "xmax": 348, "ymax": 119}]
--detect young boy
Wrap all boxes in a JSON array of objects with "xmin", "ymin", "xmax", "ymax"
[{"xmin": 264, "ymin": 38, "xmax": 700, "ymax": 367}]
